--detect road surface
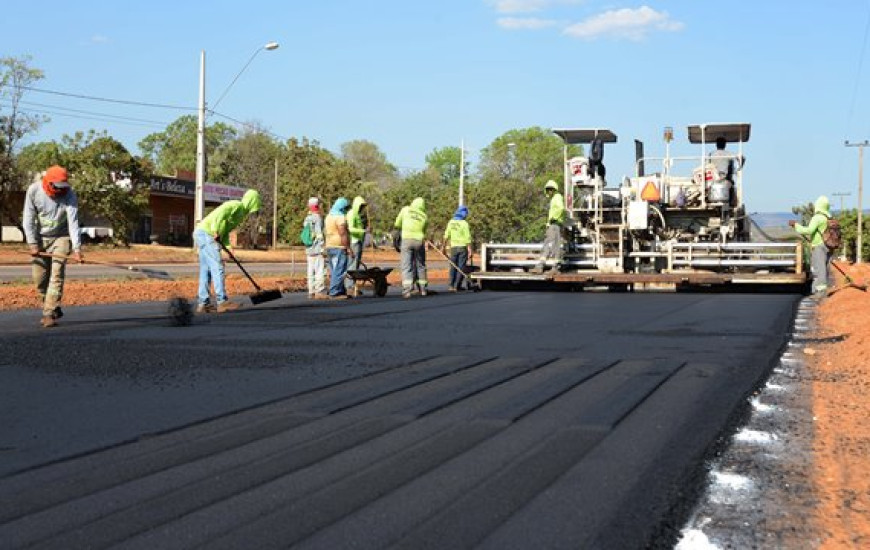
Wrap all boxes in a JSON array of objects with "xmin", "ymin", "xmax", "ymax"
[{"xmin": 0, "ymin": 287, "xmax": 799, "ymax": 549}]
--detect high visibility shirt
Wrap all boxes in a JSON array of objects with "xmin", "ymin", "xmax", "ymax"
[
  {"xmin": 197, "ymin": 190, "xmax": 261, "ymax": 247},
  {"xmin": 443, "ymin": 219, "xmax": 471, "ymax": 248},
  {"xmin": 394, "ymin": 200, "xmax": 428, "ymax": 241},
  {"xmin": 348, "ymin": 196, "xmax": 367, "ymax": 243},
  {"xmin": 795, "ymin": 212, "xmax": 829, "ymax": 248},
  {"xmin": 548, "ymin": 192, "xmax": 566, "ymax": 225}
]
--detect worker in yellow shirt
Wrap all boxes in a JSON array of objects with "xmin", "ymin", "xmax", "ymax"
[
  {"xmin": 442, "ymin": 205, "xmax": 472, "ymax": 291},
  {"xmin": 531, "ymin": 180, "xmax": 565, "ymax": 274}
]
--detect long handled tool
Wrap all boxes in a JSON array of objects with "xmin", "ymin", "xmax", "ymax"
[
  {"xmin": 829, "ymin": 260, "xmax": 867, "ymax": 295},
  {"xmin": 217, "ymin": 241, "xmax": 283, "ymax": 304},
  {"xmin": 31, "ymin": 252, "xmax": 173, "ymax": 280},
  {"xmin": 795, "ymin": 236, "xmax": 867, "ymax": 295},
  {"xmin": 426, "ymin": 240, "xmax": 481, "ymax": 291}
]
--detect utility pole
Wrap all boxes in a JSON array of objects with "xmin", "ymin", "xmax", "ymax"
[
  {"xmin": 459, "ymin": 139, "xmax": 465, "ymax": 207},
  {"xmin": 195, "ymin": 50, "xmax": 206, "ymax": 228},
  {"xmin": 832, "ymin": 191, "xmax": 851, "ymax": 214},
  {"xmin": 832, "ymin": 192, "xmax": 852, "ymax": 261},
  {"xmin": 846, "ymin": 140, "xmax": 868, "ymax": 263},
  {"xmin": 272, "ymin": 157, "xmax": 279, "ymax": 248}
]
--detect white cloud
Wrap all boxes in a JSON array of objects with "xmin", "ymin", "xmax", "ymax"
[
  {"xmin": 497, "ymin": 17, "xmax": 560, "ymax": 30},
  {"xmin": 563, "ymin": 6, "xmax": 684, "ymax": 41},
  {"xmin": 489, "ymin": 0, "xmax": 582, "ymax": 14}
]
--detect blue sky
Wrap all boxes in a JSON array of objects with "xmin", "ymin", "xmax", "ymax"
[{"xmin": 3, "ymin": 0, "xmax": 870, "ymax": 212}]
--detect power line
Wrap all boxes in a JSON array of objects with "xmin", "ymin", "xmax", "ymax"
[
  {"xmin": 210, "ymin": 109, "xmax": 287, "ymax": 142},
  {"xmin": 10, "ymin": 99, "xmax": 173, "ymax": 126},
  {"xmin": 0, "ymin": 83, "xmax": 194, "ymax": 111},
  {"xmin": 2, "ymin": 103, "xmax": 169, "ymax": 129},
  {"xmin": 846, "ymin": 1, "xmax": 870, "ymax": 137}
]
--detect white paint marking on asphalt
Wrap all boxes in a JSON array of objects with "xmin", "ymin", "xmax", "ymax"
[{"xmin": 765, "ymin": 382, "xmax": 785, "ymax": 391}]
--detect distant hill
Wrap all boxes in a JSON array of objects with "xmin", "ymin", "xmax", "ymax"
[{"xmin": 750, "ymin": 212, "xmax": 793, "ymax": 228}]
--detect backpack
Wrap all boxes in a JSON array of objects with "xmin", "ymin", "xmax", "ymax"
[
  {"xmin": 822, "ymin": 218, "xmax": 841, "ymax": 250},
  {"xmin": 300, "ymin": 219, "xmax": 314, "ymax": 247}
]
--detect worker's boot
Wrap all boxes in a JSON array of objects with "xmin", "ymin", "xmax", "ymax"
[
  {"xmin": 41, "ymin": 315, "xmax": 57, "ymax": 328},
  {"xmin": 530, "ymin": 264, "xmax": 544, "ymax": 274},
  {"xmin": 195, "ymin": 303, "xmax": 216, "ymax": 314},
  {"xmin": 216, "ymin": 301, "xmax": 241, "ymax": 313}
]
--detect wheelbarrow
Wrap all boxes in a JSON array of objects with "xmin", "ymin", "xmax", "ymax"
[{"xmin": 346, "ymin": 261, "xmax": 392, "ymax": 297}]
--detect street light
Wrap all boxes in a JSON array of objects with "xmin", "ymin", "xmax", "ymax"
[
  {"xmin": 194, "ymin": 42, "xmax": 279, "ymax": 227},
  {"xmin": 459, "ymin": 139, "xmax": 466, "ymax": 207}
]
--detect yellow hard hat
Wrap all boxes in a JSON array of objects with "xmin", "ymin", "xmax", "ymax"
[{"xmin": 544, "ymin": 180, "xmax": 559, "ymax": 191}]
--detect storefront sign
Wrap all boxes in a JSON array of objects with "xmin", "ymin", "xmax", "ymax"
[{"xmin": 150, "ymin": 176, "xmax": 246, "ymax": 203}]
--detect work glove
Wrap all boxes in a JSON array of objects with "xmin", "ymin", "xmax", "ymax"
[
  {"xmin": 73, "ymin": 250, "xmax": 84, "ymax": 263},
  {"xmin": 28, "ymin": 244, "xmax": 41, "ymax": 257}
]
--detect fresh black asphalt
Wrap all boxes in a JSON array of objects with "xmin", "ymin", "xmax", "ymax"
[{"xmin": 0, "ymin": 288, "xmax": 800, "ymax": 549}]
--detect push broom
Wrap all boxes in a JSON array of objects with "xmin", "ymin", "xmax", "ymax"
[{"xmin": 217, "ymin": 241, "xmax": 283, "ymax": 304}]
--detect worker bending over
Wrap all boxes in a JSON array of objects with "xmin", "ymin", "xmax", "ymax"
[{"xmin": 193, "ymin": 189, "xmax": 261, "ymax": 313}]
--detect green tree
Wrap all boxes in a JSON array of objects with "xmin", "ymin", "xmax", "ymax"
[
  {"xmin": 468, "ymin": 177, "xmax": 544, "ymax": 242},
  {"xmin": 465, "ymin": 127, "xmax": 579, "ymax": 243},
  {"xmin": 340, "ymin": 139, "xmax": 397, "ymax": 190},
  {"xmin": 381, "ymin": 167, "xmax": 458, "ymax": 244},
  {"xmin": 275, "ymin": 137, "xmax": 358, "ymax": 245},
  {"xmin": 63, "ymin": 131, "xmax": 151, "ymax": 245},
  {"xmin": 832, "ymin": 208, "xmax": 870, "ymax": 262},
  {"xmin": 138, "ymin": 115, "xmax": 236, "ymax": 181},
  {"xmin": 19, "ymin": 132, "xmax": 151, "ymax": 245},
  {"xmin": 221, "ymin": 125, "xmax": 280, "ymax": 247},
  {"xmin": 425, "ymin": 146, "xmax": 466, "ymax": 186},
  {"xmin": 477, "ymin": 127, "xmax": 574, "ymax": 187},
  {"xmin": 0, "ymin": 56, "xmax": 47, "ymax": 239}
]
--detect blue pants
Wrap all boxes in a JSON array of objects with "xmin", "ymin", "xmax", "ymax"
[
  {"xmin": 327, "ymin": 247, "xmax": 349, "ymax": 296},
  {"xmin": 194, "ymin": 229, "xmax": 227, "ymax": 305}
]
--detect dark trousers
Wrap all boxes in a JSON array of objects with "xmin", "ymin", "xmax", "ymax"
[{"xmin": 449, "ymin": 247, "xmax": 468, "ymax": 289}]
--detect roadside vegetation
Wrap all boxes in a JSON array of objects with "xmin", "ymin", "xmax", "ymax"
[{"xmin": 1, "ymin": 56, "xmax": 580, "ymax": 250}]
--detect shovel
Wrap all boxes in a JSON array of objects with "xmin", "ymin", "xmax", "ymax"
[
  {"xmin": 217, "ymin": 241, "xmax": 283, "ymax": 304},
  {"xmin": 31, "ymin": 252, "xmax": 173, "ymax": 280}
]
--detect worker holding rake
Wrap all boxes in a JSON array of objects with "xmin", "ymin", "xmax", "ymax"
[
  {"xmin": 23, "ymin": 165, "xmax": 83, "ymax": 328},
  {"xmin": 193, "ymin": 189, "xmax": 261, "ymax": 313},
  {"xmin": 789, "ymin": 195, "xmax": 833, "ymax": 299}
]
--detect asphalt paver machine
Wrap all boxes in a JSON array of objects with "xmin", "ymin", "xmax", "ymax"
[{"xmin": 473, "ymin": 123, "xmax": 806, "ymax": 290}]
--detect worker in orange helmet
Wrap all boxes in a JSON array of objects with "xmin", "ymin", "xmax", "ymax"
[{"xmin": 22, "ymin": 165, "xmax": 84, "ymax": 328}]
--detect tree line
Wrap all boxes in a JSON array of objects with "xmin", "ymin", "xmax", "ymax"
[{"xmin": 1, "ymin": 56, "xmax": 572, "ymax": 248}]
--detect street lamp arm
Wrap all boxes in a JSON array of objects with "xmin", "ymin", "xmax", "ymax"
[{"xmin": 211, "ymin": 42, "xmax": 280, "ymax": 111}]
